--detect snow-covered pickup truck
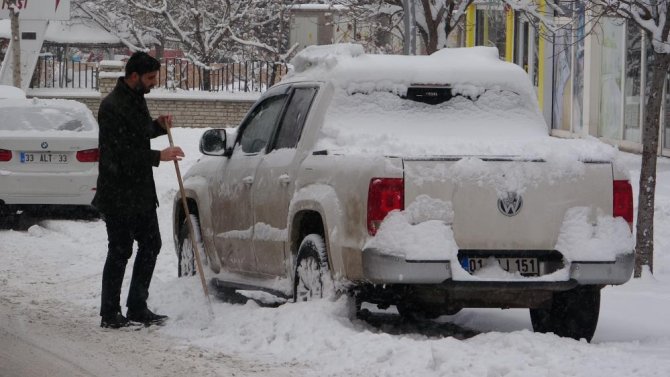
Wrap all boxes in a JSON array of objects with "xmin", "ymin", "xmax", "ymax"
[{"xmin": 173, "ymin": 44, "xmax": 634, "ymax": 341}]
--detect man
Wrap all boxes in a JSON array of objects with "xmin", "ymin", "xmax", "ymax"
[{"xmin": 93, "ymin": 51, "xmax": 184, "ymax": 329}]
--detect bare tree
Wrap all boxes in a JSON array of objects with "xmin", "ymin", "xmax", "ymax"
[
  {"xmin": 578, "ymin": 0, "xmax": 670, "ymax": 276},
  {"xmin": 552, "ymin": 1, "xmax": 670, "ymax": 276},
  {"xmin": 76, "ymin": 0, "xmax": 161, "ymax": 51}
]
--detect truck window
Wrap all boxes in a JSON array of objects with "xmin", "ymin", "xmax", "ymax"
[
  {"xmin": 239, "ymin": 95, "xmax": 287, "ymax": 154},
  {"xmin": 272, "ymin": 87, "xmax": 318, "ymax": 150}
]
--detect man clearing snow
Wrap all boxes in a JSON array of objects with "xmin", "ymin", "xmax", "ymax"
[{"xmin": 93, "ymin": 52, "xmax": 185, "ymax": 329}]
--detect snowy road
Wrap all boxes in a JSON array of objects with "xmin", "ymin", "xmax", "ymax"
[{"xmin": 2, "ymin": 128, "xmax": 670, "ymax": 377}]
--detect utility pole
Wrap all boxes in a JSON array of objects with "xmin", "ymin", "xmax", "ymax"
[
  {"xmin": 8, "ymin": 1, "xmax": 21, "ymax": 87},
  {"xmin": 402, "ymin": 0, "xmax": 416, "ymax": 55}
]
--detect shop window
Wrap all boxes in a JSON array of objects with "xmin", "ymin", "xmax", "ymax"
[
  {"xmin": 572, "ymin": 4, "xmax": 585, "ymax": 133},
  {"xmin": 513, "ymin": 14, "xmax": 540, "ymax": 90},
  {"xmin": 598, "ymin": 18, "xmax": 624, "ymax": 140},
  {"xmin": 552, "ymin": 27, "xmax": 572, "ymax": 131},
  {"xmin": 624, "ymin": 21, "xmax": 642, "ymax": 143},
  {"xmin": 475, "ymin": 8, "xmax": 506, "ymax": 60}
]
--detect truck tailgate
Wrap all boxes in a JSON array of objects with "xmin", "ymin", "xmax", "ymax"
[{"xmin": 403, "ymin": 158, "xmax": 613, "ymax": 250}]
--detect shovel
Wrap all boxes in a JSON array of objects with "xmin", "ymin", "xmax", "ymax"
[{"xmin": 165, "ymin": 121, "xmax": 214, "ymax": 315}]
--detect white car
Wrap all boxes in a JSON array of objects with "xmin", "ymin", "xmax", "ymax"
[
  {"xmin": 0, "ymin": 85, "xmax": 27, "ymax": 99},
  {"xmin": 0, "ymin": 98, "xmax": 99, "ymax": 223},
  {"xmin": 174, "ymin": 45, "xmax": 634, "ymax": 342}
]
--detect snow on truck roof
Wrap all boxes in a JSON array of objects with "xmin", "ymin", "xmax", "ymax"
[{"xmin": 284, "ymin": 44, "xmax": 535, "ymax": 97}]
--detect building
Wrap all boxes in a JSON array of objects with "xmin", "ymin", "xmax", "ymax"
[{"xmin": 467, "ymin": 1, "xmax": 670, "ymax": 157}]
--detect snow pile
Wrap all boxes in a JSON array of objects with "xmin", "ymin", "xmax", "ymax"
[
  {"xmin": 365, "ymin": 195, "xmax": 458, "ymax": 261},
  {"xmin": 285, "ymin": 44, "xmax": 534, "ymax": 98},
  {"xmin": 555, "ymin": 207, "xmax": 635, "ymax": 261},
  {"xmin": 289, "ymin": 43, "xmax": 365, "ymax": 74},
  {"xmin": 406, "ymin": 156, "xmax": 590, "ymax": 198}
]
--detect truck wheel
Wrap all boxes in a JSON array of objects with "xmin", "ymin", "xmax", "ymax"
[
  {"xmin": 529, "ymin": 286, "xmax": 601, "ymax": 342},
  {"xmin": 177, "ymin": 214, "xmax": 203, "ymax": 277},
  {"xmin": 293, "ymin": 234, "xmax": 330, "ymax": 302}
]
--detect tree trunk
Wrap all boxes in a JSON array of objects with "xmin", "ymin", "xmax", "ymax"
[
  {"xmin": 419, "ymin": 0, "xmax": 439, "ymax": 54},
  {"xmin": 10, "ymin": 6, "xmax": 21, "ymax": 88},
  {"xmin": 634, "ymin": 51, "xmax": 670, "ymax": 277}
]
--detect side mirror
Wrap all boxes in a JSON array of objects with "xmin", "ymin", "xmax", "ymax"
[{"xmin": 199, "ymin": 129, "xmax": 229, "ymax": 156}]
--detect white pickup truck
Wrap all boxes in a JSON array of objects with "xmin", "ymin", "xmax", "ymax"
[{"xmin": 174, "ymin": 44, "xmax": 634, "ymax": 341}]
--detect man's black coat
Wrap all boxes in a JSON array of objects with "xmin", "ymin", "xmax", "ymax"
[{"xmin": 92, "ymin": 78, "xmax": 166, "ymax": 216}]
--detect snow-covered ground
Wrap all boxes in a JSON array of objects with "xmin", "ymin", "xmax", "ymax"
[{"xmin": 2, "ymin": 127, "xmax": 670, "ymax": 376}]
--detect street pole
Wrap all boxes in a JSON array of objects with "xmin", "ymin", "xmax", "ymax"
[
  {"xmin": 402, "ymin": 0, "xmax": 417, "ymax": 55},
  {"xmin": 9, "ymin": 3, "xmax": 21, "ymax": 88}
]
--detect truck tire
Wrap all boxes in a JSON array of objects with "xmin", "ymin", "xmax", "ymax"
[
  {"xmin": 293, "ymin": 234, "xmax": 330, "ymax": 302},
  {"xmin": 529, "ymin": 285, "xmax": 601, "ymax": 342},
  {"xmin": 177, "ymin": 214, "xmax": 203, "ymax": 277}
]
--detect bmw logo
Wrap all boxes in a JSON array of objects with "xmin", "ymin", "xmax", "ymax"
[{"xmin": 41, "ymin": 141, "xmax": 48, "ymax": 149}]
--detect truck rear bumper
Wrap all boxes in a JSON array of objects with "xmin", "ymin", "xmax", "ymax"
[{"xmin": 362, "ymin": 249, "xmax": 634, "ymax": 287}]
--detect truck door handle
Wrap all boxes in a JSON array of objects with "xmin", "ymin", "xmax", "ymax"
[
  {"xmin": 278, "ymin": 174, "xmax": 291, "ymax": 186},
  {"xmin": 242, "ymin": 176, "xmax": 254, "ymax": 186}
]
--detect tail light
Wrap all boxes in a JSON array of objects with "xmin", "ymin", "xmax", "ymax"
[
  {"xmin": 613, "ymin": 180, "xmax": 633, "ymax": 229},
  {"xmin": 0, "ymin": 149, "xmax": 11, "ymax": 162},
  {"xmin": 367, "ymin": 178, "xmax": 404, "ymax": 235},
  {"xmin": 76, "ymin": 148, "xmax": 99, "ymax": 162}
]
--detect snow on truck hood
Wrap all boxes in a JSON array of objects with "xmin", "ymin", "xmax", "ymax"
[{"xmin": 284, "ymin": 44, "xmax": 618, "ymax": 163}]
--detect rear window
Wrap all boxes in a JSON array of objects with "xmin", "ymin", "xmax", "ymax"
[{"xmin": 0, "ymin": 106, "xmax": 95, "ymax": 132}]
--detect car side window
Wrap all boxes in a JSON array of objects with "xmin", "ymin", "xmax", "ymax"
[
  {"xmin": 239, "ymin": 95, "xmax": 287, "ymax": 154},
  {"xmin": 272, "ymin": 87, "xmax": 318, "ymax": 150}
]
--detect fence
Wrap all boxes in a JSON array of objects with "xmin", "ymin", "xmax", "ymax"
[
  {"xmin": 157, "ymin": 59, "xmax": 289, "ymax": 92},
  {"xmin": 30, "ymin": 56, "xmax": 288, "ymax": 93},
  {"xmin": 31, "ymin": 55, "xmax": 99, "ymax": 90}
]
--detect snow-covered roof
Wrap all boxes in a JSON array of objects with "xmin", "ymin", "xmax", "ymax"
[
  {"xmin": 284, "ymin": 44, "xmax": 535, "ymax": 98},
  {"xmin": 0, "ymin": 18, "xmax": 122, "ymax": 45}
]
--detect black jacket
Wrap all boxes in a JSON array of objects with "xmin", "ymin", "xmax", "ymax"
[{"xmin": 92, "ymin": 78, "xmax": 166, "ymax": 215}]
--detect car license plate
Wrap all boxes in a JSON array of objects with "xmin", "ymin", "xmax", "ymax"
[
  {"xmin": 462, "ymin": 257, "xmax": 539, "ymax": 276},
  {"xmin": 20, "ymin": 152, "xmax": 69, "ymax": 164}
]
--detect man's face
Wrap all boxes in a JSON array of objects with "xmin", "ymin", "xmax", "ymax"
[{"xmin": 137, "ymin": 71, "xmax": 158, "ymax": 94}]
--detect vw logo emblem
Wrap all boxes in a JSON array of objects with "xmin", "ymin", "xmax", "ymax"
[
  {"xmin": 498, "ymin": 192, "xmax": 523, "ymax": 217},
  {"xmin": 41, "ymin": 141, "xmax": 48, "ymax": 149}
]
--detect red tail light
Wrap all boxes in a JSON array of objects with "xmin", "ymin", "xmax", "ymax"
[
  {"xmin": 613, "ymin": 180, "xmax": 633, "ymax": 228},
  {"xmin": 367, "ymin": 178, "xmax": 404, "ymax": 235},
  {"xmin": 0, "ymin": 149, "xmax": 11, "ymax": 162},
  {"xmin": 76, "ymin": 148, "xmax": 99, "ymax": 162}
]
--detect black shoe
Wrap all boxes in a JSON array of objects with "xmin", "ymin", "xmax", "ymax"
[
  {"xmin": 100, "ymin": 311, "xmax": 131, "ymax": 329},
  {"xmin": 126, "ymin": 308, "xmax": 168, "ymax": 325}
]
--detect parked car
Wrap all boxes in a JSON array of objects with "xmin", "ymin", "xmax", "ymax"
[
  {"xmin": 0, "ymin": 85, "xmax": 26, "ymax": 99},
  {"xmin": 173, "ymin": 44, "xmax": 634, "ymax": 341},
  {"xmin": 0, "ymin": 98, "xmax": 99, "ymax": 222}
]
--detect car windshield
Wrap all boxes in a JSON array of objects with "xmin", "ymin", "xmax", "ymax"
[
  {"xmin": 0, "ymin": 106, "xmax": 94, "ymax": 132},
  {"xmin": 316, "ymin": 87, "xmax": 548, "ymax": 156}
]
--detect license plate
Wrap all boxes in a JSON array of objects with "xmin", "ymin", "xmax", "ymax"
[
  {"xmin": 20, "ymin": 152, "xmax": 69, "ymax": 164},
  {"xmin": 462, "ymin": 257, "xmax": 539, "ymax": 276}
]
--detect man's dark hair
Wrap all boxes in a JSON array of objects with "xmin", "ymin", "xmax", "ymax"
[{"xmin": 125, "ymin": 51, "xmax": 161, "ymax": 78}]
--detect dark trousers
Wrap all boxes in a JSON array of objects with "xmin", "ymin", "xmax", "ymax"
[{"xmin": 100, "ymin": 211, "xmax": 162, "ymax": 317}]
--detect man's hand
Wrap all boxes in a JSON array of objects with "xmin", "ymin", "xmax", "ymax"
[
  {"xmin": 160, "ymin": 146, "xmax": 185, "ymax": 161},
  {"xmin": 156, "ymin": 114, "xmax": 173, "ymax": 130}
]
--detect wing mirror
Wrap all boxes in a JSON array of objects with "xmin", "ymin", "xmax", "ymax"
[{"xmin": 199, "ymin": 128, "xmax": 233, "ymax": 156}]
